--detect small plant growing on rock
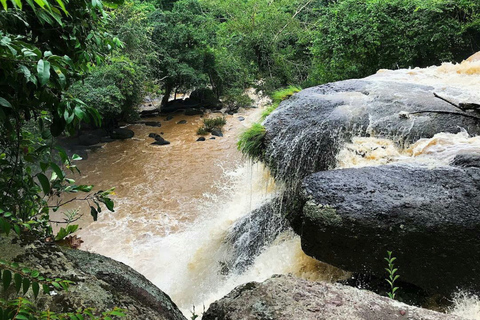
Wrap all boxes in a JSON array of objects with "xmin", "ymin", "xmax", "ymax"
[
  {"xmin": 237, "ymin": 123, "xmax": 266, "ymax": 161},
  {"xmin": 197, "ymin": 117, "xmax": 227, "ymax": 135},
  {"xmin": 385, "ymin": 250, "xmax": 400, "ymax": 299}
]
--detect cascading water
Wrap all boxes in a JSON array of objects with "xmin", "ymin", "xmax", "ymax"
[
  {"xmin": 65, "ymin": 57, "xmax": 480, "ymax": 319},
  {"xmin": 66, "ymin": 106, "xmax": 347, "ymax": 317}
]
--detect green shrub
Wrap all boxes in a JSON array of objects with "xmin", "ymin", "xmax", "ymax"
[
  {"xmin": 309, "ymin": 0, "xmax": 480, "ymax": 84},
  {"xmin": 222, "ymin": 89, "xmax": 254, "ymax": 110},
  {"xmin": 196, "ymin": 117, "xmax": 227, "ymax": 135},
  {"xmin": 69, "ymin": 56, "xmax": 145, "ymax": 124},
  {"xmin": 197, "ymin": 127, "xmax": 209, "ymax": 135},
  {"xmin": 203, "ymin": 117, "xmax": 227, "ymax": 130},
  {"xmin": 237, "ymin": 123, "xmax": 266, "ymax": 161}
]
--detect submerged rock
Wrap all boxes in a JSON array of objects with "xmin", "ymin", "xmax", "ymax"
[
  {"xmin": 0, "ymin": 236, "xmax": 186, "ymax": 320},
  {"xmin": 298, "ymin": 164, "xmax": 480, "ymax": 295},
  {"xmin": 211, "ymin": 129, "xmax": 223, "ymax": 137},
  {"xmin": 143, "ymin": 121, "xmax": 162, "ymax": 127},
  {"xmin": 203, "ymin": 275, "xmax": 462, "ymax": 320}
]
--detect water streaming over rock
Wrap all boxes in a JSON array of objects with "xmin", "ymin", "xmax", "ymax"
[{"xmin": 65, "ymin": 58, "xmax": 480, "ymax": 318}]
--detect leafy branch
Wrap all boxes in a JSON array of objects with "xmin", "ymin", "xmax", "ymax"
[{"xmin": 385, "ymin": 250, "xmax": 400, "ymax": 300}]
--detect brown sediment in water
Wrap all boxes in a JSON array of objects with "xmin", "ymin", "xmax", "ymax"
[{"xmin": 55, "ymin": 111, "xmax": 260, "ymax": 246}]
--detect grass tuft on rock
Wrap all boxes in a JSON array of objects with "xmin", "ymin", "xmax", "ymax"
[
  {"xmin": 237, "ymin": 123, "xmax": 266, "ymax": 161},
  {"xmin": 262, "ymin": 86, "xmax": 301, "ymax": 120}
]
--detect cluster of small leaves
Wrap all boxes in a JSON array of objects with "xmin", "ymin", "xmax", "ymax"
[
  {"xmin": 0, "ymin": 143, "xmax": 115, "ymax": 239},
  {"xmin": 385, "ymin": 250, "xmax": 400, "ymax": 299},
  {"xmin": 0, "ymin": 298, "xmax": 126, "ymax": 320},
  {"xmin": 0, "ymin": 260, "xmax": 72, "ymax": 299}
]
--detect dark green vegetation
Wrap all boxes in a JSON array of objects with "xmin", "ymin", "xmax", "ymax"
[
  {"xmin": 237, "ymin": 123, "xmax": 266, "ymax": 162},
  {"xmin": 197, "ymin": 117, "xmax": 227, "ymax": 135},
  {"xmin": 0, "ymin": 0, "xmax": 120, "ymax": 317}
]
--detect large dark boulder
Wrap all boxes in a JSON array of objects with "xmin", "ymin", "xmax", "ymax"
[
  {"xmin": 298, "ymin": 164, "xmax": 480, "ymax": 295},
  {"xmin": 110, "ymin": 128, "xmax": 134, "ymax": 140},
  {"xmin": 263, "ymin": 79, "xmax": 480, "ymax": 182},
  {"xmin": 78, "ymin": 133, "xmax": 101, "ymax": 146},
  {"xmin": 203, "ymin": 275, "xmax": 464, "ymax": 320},
  {"xmin": 0, "ymin": 235, "xmax": 186, "ymax": 320},
  {"xmin": 190, "ymin": 88, "xmax": 222, "ymax": 110}
]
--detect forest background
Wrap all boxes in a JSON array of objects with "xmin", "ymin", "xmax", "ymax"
[{"xmin": 0, "ymin": 0, "xmax": 479, "ymax": 316}]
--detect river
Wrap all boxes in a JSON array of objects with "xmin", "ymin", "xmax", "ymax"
[{"xmin": 61, "ymin": 76, "xmax": 480, "ymax": 318}]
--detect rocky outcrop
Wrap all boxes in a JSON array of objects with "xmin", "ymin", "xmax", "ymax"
[
  {"xmin": 203, "ymin": 275, "xmax": 463, "ymax": 320},
  {"xmin": 297, "ymin": 164, "xmax": 480, "ymax": 295},
  {"xmin": 259, "ymin": 64, "xmax": 480, "ymax": 296},
  {"xmin": 1, "ymin": 235, "xmax": 186, "ymax": 320},
  {"xmin": 263, "ymin": 79, "xmax": 480, "ymax": 182}
]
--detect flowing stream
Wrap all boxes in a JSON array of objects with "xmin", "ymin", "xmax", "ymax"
[
  {"xmin": 63, "ymin": 106, "xmax": 346, "ymax": 316},
  {"xmin": 62, "ymin": 58, "xmax": 480, "ymax": 318}
]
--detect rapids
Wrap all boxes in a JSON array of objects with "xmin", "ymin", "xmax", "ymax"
[
  {"xmin": 62, "ymin": 107, "xmax": 347, "ymax": 316},
  {"xmin": 63, "ymin": 57, "xmax": 480, "ymax": 318}
]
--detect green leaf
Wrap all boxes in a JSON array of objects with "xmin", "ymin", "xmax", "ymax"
[
  {"xmin": 42, "ymin": 284, "xmax": 50, "ymax": 294},
  {"xmin": 55, "ymin": 0, "xmax": 68, "ymax": 14},
  {"xmin": 32, "ymin": 281, "xmax": 40, "ymax": 298},
  {"xmin": 72, "ymin": 154, "xmax": 82, "ymax": 161},
  {"xmin": 90, "ymin": 206, "xmax": 98, "ymax": 221},
  {"xmin": 2, "ymin": 270, "xmax": 11, "ymax": 291},
  {"xmin": 23, "ymin": 278, "xmax": 31, "ymax": 294},
  {"xmin": 53, "ymin": 65, "xmax": 66, "ymax": 89},
  {"xmin": 109, "ymin": 310, "xmax": 126, "ymax": 316},
  {"xmin": 104, "ymin": 198, "xmax": 114, "ymax": 212},
  {"xmin": 0, "ymin": 0, "xmax": 7, "ymax": 10},
  {"xmin": 0, "ymin": 97, "xmax": 12, "ymax": 108},
  {"xmin": 73, "ymin": 106, "xmax": 86, "ymax": 120},
  {"xmin": 77, "ymin": 185, "xmax": 93, "ymax": 192},
  {"xmin": 0, "ymin": 218, "xmax": 11, "ymax": 235},
  {"xmin": 14, "ymin": 273, "xmax": 22, "ymax": 293},
  {"xmin": 37, "ymin": 173, "xmax": 51, "ymax": 195},
  {"xmin": 49, "ymin": 162, "xmax": 65, "ymax": 180},
  {"xmin": 52, "ymin": 281, "xmax": 61, "ymax": 290},
  {"xmin": 37, "ymin": 59, "xmax": 51, "ymax": 86},
  {"xmin": 12, "ymin": 0, "xmax": 22, "ymax": 9}
]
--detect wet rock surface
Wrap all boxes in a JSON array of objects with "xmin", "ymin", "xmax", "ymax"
[
  {"xmin": 263, "ymin": 79, "xmax": 480, "ymax": 181},
  {"xmin": 0, "ymin": 236, "xmax": 186, "ymax": 320},
  {"xmin": 298, "ymin": 164, "xmax": 480, "ymax": 295},
  {"xmin": 224, "ymin": 199, "xmax": 289, "ymax": 273},
  {"xmin": 203, "ymin": 275, "xmax": 463, "ymax": 320}
]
